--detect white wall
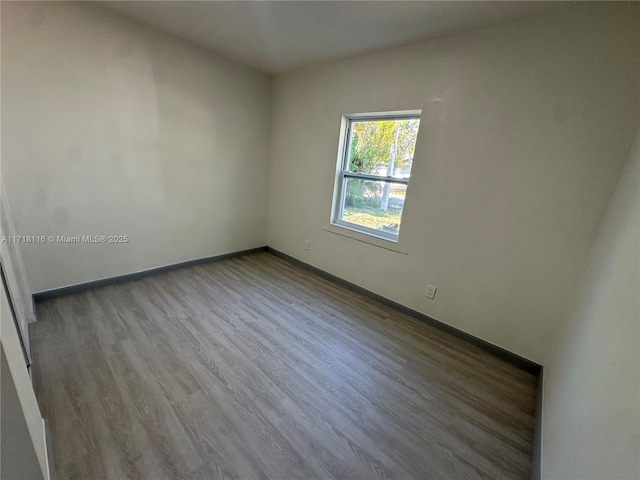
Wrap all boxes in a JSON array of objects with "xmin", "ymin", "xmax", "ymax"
[
  {"xmin": 1, "ymin": 1, "xmax": 272, "ymax": 293},
  {"xmin": 268, "ymin": 3, "xmax": 639, "ymax": 363},
  {"xmin": 541, "ymin": 130, "xmax": 639, "ymax": 479}
]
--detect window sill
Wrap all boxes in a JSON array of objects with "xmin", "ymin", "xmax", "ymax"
[{"xmin": 323, "ymin": 223, "xmax": 408, "ymax": 254}]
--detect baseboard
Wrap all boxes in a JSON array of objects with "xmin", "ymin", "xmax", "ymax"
[
  {"xmin": 29, "ymin": 296, "xmax": 37, "ymax": 324},
  {"xmin": 32, "ymin": 246, "xmax": 267, "ymax": 302},
  {"xmin": 532, "ymin": 367, "xmax": 544, "ymax": 480},
  {"xmin": 33, "ymin": 244, "xmax": 542, "ymax": 377},
  {"xmin": 266, "ymin": 247, "xmax": 542, "ymax": 376}
]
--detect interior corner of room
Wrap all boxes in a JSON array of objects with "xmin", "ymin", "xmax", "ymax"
[{"xmin": 1, "ymin": 1, "xmax": 638, "ymax": 479}]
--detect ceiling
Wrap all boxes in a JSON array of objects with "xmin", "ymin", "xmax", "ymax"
[{"xmin": 102, "ymin": 1, "xmax": 570, "ymax": 74}]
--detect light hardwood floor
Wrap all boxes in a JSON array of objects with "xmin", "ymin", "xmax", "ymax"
[{"xmin": 31, "ymin": 252, "xmax": 538, "ymax": 480}]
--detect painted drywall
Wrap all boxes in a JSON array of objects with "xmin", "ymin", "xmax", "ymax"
[
  {"xmin": 540, "ymin": 131, "xmax": 639, "ymax": 478},
  {"xmin": 1, "ymin": 1, "xmax": 272, "ymax": 293},
  {"xmin": 268, "ymin": 3, "xmax": 640, "ymax": 363}
]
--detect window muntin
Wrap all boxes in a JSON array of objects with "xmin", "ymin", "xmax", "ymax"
[{"xmin": 333, "ymin": 113, "xmax": 420, "ymax": 242}]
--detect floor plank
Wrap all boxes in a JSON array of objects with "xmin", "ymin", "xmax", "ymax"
[{"xmin": 30, "ymin": 252, "xmax": 538, "ymax": 480}]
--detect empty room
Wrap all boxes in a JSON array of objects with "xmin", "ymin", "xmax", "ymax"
[{"xmin": 0, "ymin": 1, "xmax": 638, "ymax": 479}]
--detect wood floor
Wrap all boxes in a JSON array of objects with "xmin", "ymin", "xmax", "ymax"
[{"xmin": 31, "ymin": 252, "xmax": 538, "ymax": 480}]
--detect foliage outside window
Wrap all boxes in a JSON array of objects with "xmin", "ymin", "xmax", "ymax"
[{"xmin": 332, "ymin": 113, "xmax": 421, "ymax": 242}]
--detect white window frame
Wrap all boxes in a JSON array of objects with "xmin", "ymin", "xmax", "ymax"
[{"xmin": 329, "ymin": 110, "xmax": 421, "ymax": 246}]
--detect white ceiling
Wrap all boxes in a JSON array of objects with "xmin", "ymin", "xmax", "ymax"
[{"xmin": 103, "ymin": 1, "xmax": 570, "ymax": 74}]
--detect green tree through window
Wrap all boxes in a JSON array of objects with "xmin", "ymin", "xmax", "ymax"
[{"xmin": 333, "ymin": 114, "xmax": 421, "ymax": 240}]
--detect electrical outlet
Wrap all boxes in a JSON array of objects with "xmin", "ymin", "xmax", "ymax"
[
  {"xmin": 425, "ymin": 284, "xmax": 437, "ymax": 300},
  {"xmin": 304, "ymin": 240, "xmax": 311, "ymax": 251}
]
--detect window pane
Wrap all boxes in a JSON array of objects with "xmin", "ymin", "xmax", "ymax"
[
  {"xmin": 341, "ymin": 177, "xmax": 407, "ymax": 236},
  {"xmin": 348, "ymin": 118, "xmax": 419, "ymax": 179}
]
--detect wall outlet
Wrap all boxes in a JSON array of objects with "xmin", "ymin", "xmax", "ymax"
[
  {"xmin": 425, "ymin": 284, "xmax": 437, "ymax": 300},
  {"xmin": 304, "ymin": 240, "xmax": 311, "ymax": 251}
]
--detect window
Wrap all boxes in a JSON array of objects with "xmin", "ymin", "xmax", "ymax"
[{"xmin": 331, "ymin": 112, "xmax": 421, "ymax": 243}]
